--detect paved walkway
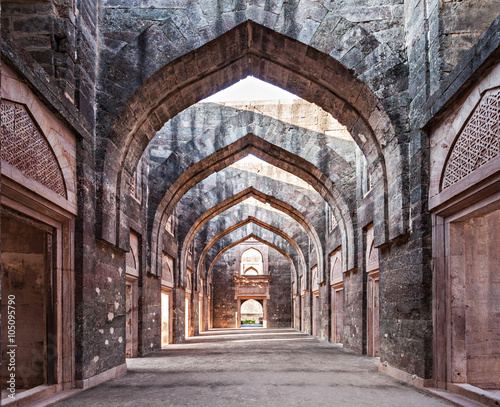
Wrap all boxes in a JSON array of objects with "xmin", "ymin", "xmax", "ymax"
[{"xmin": 55, "ymin": 328, "xmax": 452, "ymax": 407}]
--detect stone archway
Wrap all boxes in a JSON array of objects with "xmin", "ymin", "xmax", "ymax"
[
  {"xmin": 199, "ymin": 218, "xmax": 304, "ymax": 283},
  {"xmin": 97, "ymin": 21, "xmax": 405, "ymax": 257},
  {"xmin": 240, "ymin": 299, "xmax": 264, "ymax": 327},
  {"xmin": 151, "ymin": 135, "xmax": 352, "ymax": 282},
  {"xmin": 184, "ymin": 191, "xmax": 316, "ymax": 283}
]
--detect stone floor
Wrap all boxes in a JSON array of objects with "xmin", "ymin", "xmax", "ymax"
[{"xmin": 55, "ymin": 328, "xmax": 453, "ymax": 407}]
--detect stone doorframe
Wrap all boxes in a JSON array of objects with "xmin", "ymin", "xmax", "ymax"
[
  {"xmin": 367, "ymin": 269, "xmax": 380, "ymax": 357},
  {"xmin": 1, "ymin": 177, "xmax": 75, "ymax": 403},
  {"xmin": 160, "ymin": 286, "xmax": 173, "ymax": 347},
  {"xmin": 428, "ymin": 64, "xmax": 500, "ymax": 391},
  {"xmin": 125, "ymin": 276, "xmax": 139, "ymax": 358},
  {"xmin": 236, "ymin": 297, "xmax": 267, "ymax": 328},
  {"xmin": 432, "ymin": 189, "xmax": 500, "ymax": 386},
  {"xmin": 331, "ymin": 281, "xmax": 344, "ymax": 343}
]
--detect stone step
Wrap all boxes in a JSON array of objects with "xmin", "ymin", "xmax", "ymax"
[
  {"xmin": 426, "ymin": 386, "xmax": 499, "ymax": 407},
  {"xmin": 26, "ymin": 389, "xmax": 82, "ymax": 407}
]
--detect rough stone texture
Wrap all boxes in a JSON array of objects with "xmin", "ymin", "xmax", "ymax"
[
  {"xmin": 1, "ymin": 1, "xmax": 77, "ymax": 102},
  {"xmin": 52, "ymin": 329, "xmax": 453, "ymax": 407},
  {"xmin": 212, "ymin": 248, "xmax": 238, "ymax": 328},
  {"xmin": 1, "ymin": 0, "xmax": 499, "ymax": 402},
  {"xmin": 77, "ymin": 240, "xmax": 127, "ymax": 379},
  {"xmin": 429, "ymin": 0, "xmax": 500, "ymax": 94}
]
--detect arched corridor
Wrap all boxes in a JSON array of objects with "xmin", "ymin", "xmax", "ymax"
[{"xmin": 1, "ymin": 2, "xmax": 499, "ymax": 407}]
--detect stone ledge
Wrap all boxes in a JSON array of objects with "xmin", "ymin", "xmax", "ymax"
[
  {"xmin": 378, "ymin": 362, "xmax": 432, "ymax": 389},
  {"xmin": 425, "ymin": 387, "xmax": 488, "ymax": 407},
  {"xmin": 75, "ymin": 363, "xmax": 127, "ymax": 390},
  {"xmin": 2, "ymin": 384, "xmax": 61, "ymax": 407},
  {"xmin": 446, "ymin": 383, "xmax": 500, "ymax": 407}
]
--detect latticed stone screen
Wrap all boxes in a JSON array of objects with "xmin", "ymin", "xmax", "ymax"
[
  {"xmin": 442, "ymin": 89, "xmax": 500, "ymax": 189},
  {"xmin": 1, "ymin": 100, "xmax": 66, "ymax": 197}
]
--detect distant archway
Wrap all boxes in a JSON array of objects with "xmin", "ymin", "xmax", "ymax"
[{"xmin": 240, "ymin": 300, "xmax": 264, "ymax": 327}]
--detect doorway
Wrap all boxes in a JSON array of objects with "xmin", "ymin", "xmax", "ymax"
[
  {"xmin": 331, "ymin": 286, "xmax": 344, "ymax": 343},
  {"xmin": 161, "ymin": 290, "xmax": 171, "ymax": 348},
  {"xmin": 1, "ymin": 215, "xmax": 53, "ymax": 399},
  {"xmin": 367, "ymin": 273, "xmax": 380, "ymax": 357},
  {"xmin": 366, "ymin": 225, "xmax": 380, "ymax": 357},
  {"xmin": 240, "ymin": 299, "xmax": 264, "ymax": 327},
  {"xmin": 185, "ymin": 295, "xmax": 190, "ymax": 338},
  {"xmin": 447, "ymin": 208, "xmax": 500, "ymax": 389},
  {"xmin": 312, "ymin": 294, "xmax": 319, "ymax": 336}
]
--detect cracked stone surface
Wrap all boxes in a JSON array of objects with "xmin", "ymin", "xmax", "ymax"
[{"xmin": 55, "ymin": 329, "xmax": 452, "ymax": 407}]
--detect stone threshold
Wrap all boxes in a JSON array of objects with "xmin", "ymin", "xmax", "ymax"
[
  {"xmin": 75, "ymin": 363, "xmax": 127, "ymax": 390},
  {"xmin": 379, "ymin": 362, "xmax": 500, "ymax": 407},
  {"xmin": 427, "ymin": 384, "xmax": 500, "ymax": 407},
  {"xmin": 2, "ymin": 363, "xmax": 128, "ymax": 407},
  {"xmin": 2, "ymin": 384, "xmax": 68, "ymax": 407},
  {"xmin": 22, "ymin": 389, "xmax": 82, "ymax": 407}
]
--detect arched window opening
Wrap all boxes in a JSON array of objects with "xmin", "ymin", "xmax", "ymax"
[
  {"xmin": 240, "ymin": 248, "xmax": 263, "ymax": 275},
  {"xmin": 244, "ymin": 266, "xmax": 259, "ymax": 276}
]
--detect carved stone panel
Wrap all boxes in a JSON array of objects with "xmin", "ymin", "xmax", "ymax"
[
  {"xmin": 1, "ymin": 100, "xmax": 65, "ymax": 197},
  {"xmin": 442, "ymin": 89, "xmax": 500, "ymax": 190},
  {"xmin": 162, "ymin": 253, "xmax": 174, "ymax": 285},
  {"xmin": 234, "ymin": 275, "xmax": 271, "ymax": 299},
  {"xmin": 330, "ymin": 248, "xmax": 342, "ymax": 286}
]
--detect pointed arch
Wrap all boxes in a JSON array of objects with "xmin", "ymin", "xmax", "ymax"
[
  {"xmin": 97, "ymin": 21, "xmax": 406, "ymax": 255},
  {"xmin": 151, "ymin": 134, "xmax": 352, "ymax": 281},
  {"xmin": 196, "ymin": 216, "xmax": 306, "ymax": 284},
  {"xmin": 206, "ymin": 233, "xmax": 299, "ymax": 286},
  {"xmin": 181, "ymin": 188, "xmax": 320, "ymax": 286}
]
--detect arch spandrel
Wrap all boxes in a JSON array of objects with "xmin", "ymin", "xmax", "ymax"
[{"xmin": 1, "ymin": 100, "xmax": 67, "ymax": 199}]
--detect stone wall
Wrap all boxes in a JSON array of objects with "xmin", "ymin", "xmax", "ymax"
[
  {"xmin": 267, "ymin": 248, "xmax": 292, "ymax": 328},
  {"xmin": 0, "ymin": 0, "xmax": 498, "ymax": 396},
  {"xmin": 212, "ymin": 248, "xmax": 237, "ymax": 328},
  {"xmin": 76, "ymin": 240, "xmax": 126, "ymax": 379}
]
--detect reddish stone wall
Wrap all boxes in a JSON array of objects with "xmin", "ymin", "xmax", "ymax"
[
  {"xmin": 450, "ymin": 209, "xmax": 500, "ymax": 388},
  {"xmin": 212, "ymin": 246, "xmax": 292, "ymax": 329}
]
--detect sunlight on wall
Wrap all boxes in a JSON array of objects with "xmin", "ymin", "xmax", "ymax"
[{"xmin": 231, "ymin": 155, "xmax": 315, "ymax": 190}]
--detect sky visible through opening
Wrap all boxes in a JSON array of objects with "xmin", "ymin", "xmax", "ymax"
[
  {"xmin": 212, "ymin": 78, "xmax": 314, "ymax": 191},
  {"xmin": 207, "ymin": 77, "xmax": 301, "ymax": 167},
  {"xmin": 201, "ymin": 76, "xmax": 299, "ymax": 103}
]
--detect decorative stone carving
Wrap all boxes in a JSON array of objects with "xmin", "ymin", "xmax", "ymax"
[
  {"xmin": 367, "ymin": 242, "xmax": 379, "ymax": 272},
  {"xmin": 162, "ymin": 253, "xmax": 174, "ymax": 284},
  {"xmin": 312, "ymin": 266, "xmax": 319, "ymax": 294},
  {"xmin": 234, "ymin": 275, "xmax": 271, "ymax": 298},
  {"xmin": 330, "ymin": 249, "xmax": 342, "ymax": 286},
  {"xmin": 442, "ymin": 89, "xmax": 500, "ymax": 189},
  {"xmin": 330, "ymin": 209, "xmax": 338, "ymax": 232},
  {"xmin": 126, "ymin": 249, "xmax": 137, "ymax": 270},
  {"xmin": 1, "ymin": 100, "xmax": 66, "ymax": 197}
]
